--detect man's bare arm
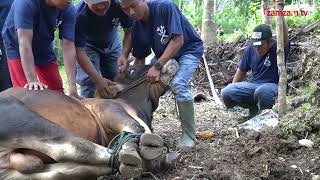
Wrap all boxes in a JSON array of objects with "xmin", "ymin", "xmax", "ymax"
[
  {"xmin": 17, "ymin": 29, "xmax": 37, "ymax": 83},
  {"xmin": 157, "ymin": 34, "xmax": 184, "ymax": 65},
  {"xmin": 61, "ymin": 39, "xmax": 79, "ymax": 97},
  {"xmin": 232, "ymin": 68, "xmax": 246, "ymax": 83}
]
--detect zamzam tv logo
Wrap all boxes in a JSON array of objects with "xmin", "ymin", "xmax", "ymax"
[{"xmin": 264, "ymin": 2, "xmax": 311, "ymax": 16}]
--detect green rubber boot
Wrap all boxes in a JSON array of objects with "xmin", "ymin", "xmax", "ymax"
[{"xmin": 177, "ymin": 101, "xmax": 196, "ymax": 148}]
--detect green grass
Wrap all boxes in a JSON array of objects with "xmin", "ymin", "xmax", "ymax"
[{"xmin": 58, "ymin": 65, "xmax": 68, "ymax": 91}]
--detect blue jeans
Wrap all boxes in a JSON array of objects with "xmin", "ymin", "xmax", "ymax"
[
  {"xmin": 0, "ymin": 42, "xmax": 12, "ymax": 92},
  {"xmin": 76, "ymin": 45, "xmax": 120, "ymax": 98},
  {"xmin": 170, "ymin": 54, "xmax": 200, "ymax": 102},
  {"xmin": 221, "ymin": 82, "xmax": 278, "ymax": 112}
]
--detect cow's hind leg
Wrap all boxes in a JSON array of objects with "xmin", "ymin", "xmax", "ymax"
[
  {"xmin": 9, "ymin": 151, "xmax": 44, "ymax": 174},
  {"xmin": 119, "ymin": 141, "xmax": 143, "ymax": 178},
  {"xmin": 139, "ymin": 133, "xmax": 181, "ymax": 172},
  {"xmin": 2, "ymin": 163, "xmax": 111, "ymax": 180},
  {"xmin": 0, "ymin": 96, "xmax": 111, "ymax": 165}
]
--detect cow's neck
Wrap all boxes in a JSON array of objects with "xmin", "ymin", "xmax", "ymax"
[{"xmin": 117, "ymin": 81, "xmax": 165, "ymax": 128}]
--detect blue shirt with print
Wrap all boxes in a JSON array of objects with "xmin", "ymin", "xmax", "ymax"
[
  {"xmin": 131, "ymin": 0, "xmax": 204, "ymax": 60},
  {"xmin": 1, "ymin": 0, "xmax": 76, "ymax": 65},
  {"xmin": 0, "ymin": 0, "xmax": 13, "ymax": 42},
  {"xmin": 239, "ymin": 39, "xmax": 291, "ymax": 84},
  {"xmin": 75, "ymin": 0, "xmax": 132, "ymax": 50}
]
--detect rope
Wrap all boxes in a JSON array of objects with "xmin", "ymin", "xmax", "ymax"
[
  {"xmin": 107, "ymin": 131, "xmax": 141, "ymax": 174},
  {"xmin": 115, "ymin": 71, "xmax": 148, "ymax": 98}
]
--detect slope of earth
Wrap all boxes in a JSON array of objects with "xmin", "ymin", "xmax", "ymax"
[{"xmin": 145, "ymin": 97, "xmax": 320, "ymax": 180}]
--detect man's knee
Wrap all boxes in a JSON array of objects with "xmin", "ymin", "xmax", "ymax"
[
  {"xmin": 221, "ymin": 84, "xmax": 240, "ymax": 108},
  {"xmin": 254, "ymin": 85, "xmax": 277, "ymax": 109},
  {"xmin": 170, "ymin": 78, "xmax": 192, "ymax": 101},
  {"xmin": 221, "ymin": 85, "xmax": 233, "ymax": 101}
]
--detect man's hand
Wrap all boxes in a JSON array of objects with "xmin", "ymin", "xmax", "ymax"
[
  {"xmin": 24, "ymin": 82, "xmax": 48, "ymax": 91},
  {"xmin": 68, "ymin": 85, "xmax": 82, "ymax": 100},
  {"xmin": 118, "ymin": 55, "xmax": 128, "ymax": 73},
  {"xmin": 96, "ymin": 78, "xmax": 117, "ymax": 98},
  {"xmin": 147, "ymin": 66, "xmax": 160, "ymax": 83}
]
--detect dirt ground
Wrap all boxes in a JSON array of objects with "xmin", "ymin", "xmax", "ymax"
[{"xmin": 136, "ymin": 96, "xmax": 320, "ymax": 180}]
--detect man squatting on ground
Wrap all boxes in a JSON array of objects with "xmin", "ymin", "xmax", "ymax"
[{"xmin": 221, "ymin": 17, "xmax": 290, "ymax": 117}]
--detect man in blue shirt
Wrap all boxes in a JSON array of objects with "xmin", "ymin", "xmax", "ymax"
[
  {"xmin": 75, "ymin": 0, "xmax": 132, "ymax": 98},
  {"xmin": 119, "ymin": 0, "xmax": 204, "ymax": 147},
  {"xmin": 2, "ymin": 0, "xmax": 80, "ymax": 98},
  {"xmin": 221, "ymin": 21, "xmax": 290, "ymax": 117},
  {"xmin": 0, "ymin": 0, "xmax": 13, "ymax": 92}
]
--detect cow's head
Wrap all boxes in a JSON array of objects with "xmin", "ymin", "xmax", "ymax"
[{"xmin": 97, "ymin": 60, "xmax": 179, "ymax": 128}]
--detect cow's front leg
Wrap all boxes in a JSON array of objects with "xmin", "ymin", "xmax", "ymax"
[{"xmin": 2, "ymin": 162, "xmax": 111, "ymax": 180}]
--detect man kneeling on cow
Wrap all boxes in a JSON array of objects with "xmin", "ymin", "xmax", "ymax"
[{"xmin": 118, "ymin": 0, "xmax": 204, "ymax": 148}]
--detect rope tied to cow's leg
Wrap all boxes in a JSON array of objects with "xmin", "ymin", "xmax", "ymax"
[{"xmin": 107, "ymin": 131, "xmax": 141, "ymax": 174}]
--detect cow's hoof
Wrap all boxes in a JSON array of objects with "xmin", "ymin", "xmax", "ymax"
[
  {"xmin": 119, "ymin": 149, "xmax": 142, "ymax": 166},
  {"xmin": 119, "ymin": 164, "xmax": 143, "ymax": 179},
  {"xmin": 163, "ymin": 152, "xmax": 181, "ymax": 170},
  {"xmin": 140, "ymin": 133, "xmax": 164, "ymax": 147},
  {"xmin": 139, "ymin": 145, "xmax": 164, "ymax": 160}
]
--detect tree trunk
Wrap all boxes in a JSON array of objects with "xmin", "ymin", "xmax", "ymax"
[
  {"xmin": 214, "ymin": 0, "xmax": 218, "ymax": 13},
  {"xmin": 313, "ymin": 0, "xmax": 316, "ymax": 9},
  {"xmin": 201, "ymin": 0, "xmax": 216, "ymax": 48},
  {"xmin": 275, "ymin": 0, "xmax": 287, "ymax": 118},
  {"xmin": 262, "ymin": 0, "xmax": 272, "ymax": 25},
  {"xmin": 179, "ymin": 0, "xmax": 184, "ymax": 12}
]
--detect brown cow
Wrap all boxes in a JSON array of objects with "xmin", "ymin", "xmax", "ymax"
[{"xmin": 0, "ymin": 60, "xmax": 179, "ymax": 180}]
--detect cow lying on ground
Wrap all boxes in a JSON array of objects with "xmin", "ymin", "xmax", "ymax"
[{"xmin": 0, "ymin": 61, "xmax": 179, "ymax": 180}]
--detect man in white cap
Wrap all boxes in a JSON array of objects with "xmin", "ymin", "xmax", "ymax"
[
  {"xmin": 75, "ymin": 0, "xmax": 132, "ymax": 98},
  {"xmin": 221, "ymin": 18, "xmax": 290, "ymax": 118},
  {"xmin": 118, "ymin": 0, "xmax": 204, "ymax": 148}
]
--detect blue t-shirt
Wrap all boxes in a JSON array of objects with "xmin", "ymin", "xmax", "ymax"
[
  {"xmin": 75, "ymin": 0, "xmax": 132, "ymax": 50},
  {"xmin": 0, "ymin": 0, "xmax": 13, "ymax": 42},
  {"xmin": 1, "ymin": 0, "xmax": 76, "ymax": 65},
  {"xmin": 131, "ymin": 0, "xmax": 204, "ymax": 60},
  {"xmin": 239, "ymin": 39, "xmax": 291, "ymax": 84}
]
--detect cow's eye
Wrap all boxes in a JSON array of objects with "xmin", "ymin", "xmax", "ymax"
[{"xmin": 129, "ymin": 69, "xmax": 135, "ymax": 76}]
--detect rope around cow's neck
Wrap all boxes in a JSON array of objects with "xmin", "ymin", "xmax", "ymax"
[
  {"xmin": 115, "ymin": 74, "xmax": 148, "ymax": 98},
  {"xmin": 107, "ymin": 131, "xmax": 141, "ymax": 174}
]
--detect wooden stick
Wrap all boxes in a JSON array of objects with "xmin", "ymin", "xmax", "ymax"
[{"xmin": 202, "ymin": 54, "xmax": 223, "ymax": 106}]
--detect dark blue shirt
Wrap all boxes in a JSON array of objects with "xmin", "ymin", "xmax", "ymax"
[
  {"xmin": 131, "ymin": 0, "xmax": 204, "ymax": 60},
  {"xmin": 0, "ymin": 0, "xmax": 13, "ymax": 42},
  {"xmin": 239, "ymin": 39, "xmax": 291, "ymax": 84},
  {"xmin": 1, "ymin": 0, "xmax": 76, "ymax": 65},
  {"xmin": 75, "ymin": 0, "xmax": 132, "ymax": 50}
]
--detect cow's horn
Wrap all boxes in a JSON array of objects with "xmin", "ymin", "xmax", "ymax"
[{"xmin": 160, "ymin": 59, "xmax": 179, "ymax": 85}]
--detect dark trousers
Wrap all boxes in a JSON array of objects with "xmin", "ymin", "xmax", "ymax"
[
  {"xmin": 76, "ymin": 45, "xmax": 120, "ymax": 98},
  {"xmin": 0, "ymin": 42, "xmax": 12, "ymax": 91}
]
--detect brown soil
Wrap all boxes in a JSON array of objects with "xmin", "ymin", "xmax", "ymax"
[{"xmin": 138, "ymin": 97, "xmax": 320, "ymax": 180}]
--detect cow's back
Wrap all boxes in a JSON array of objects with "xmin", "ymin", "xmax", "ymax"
[{"xmin": 0, "ymin": 88, "xmax": 99, "ymax": 144}]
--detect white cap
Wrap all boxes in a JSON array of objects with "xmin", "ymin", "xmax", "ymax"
[{"xmin": 85, "ymin": 0, "xmax": 111, "ymax": 5}]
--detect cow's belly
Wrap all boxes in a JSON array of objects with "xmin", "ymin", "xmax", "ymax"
[{"xmin": 0, "ymin": 88, "xmax": 99, "ymax": 144}]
